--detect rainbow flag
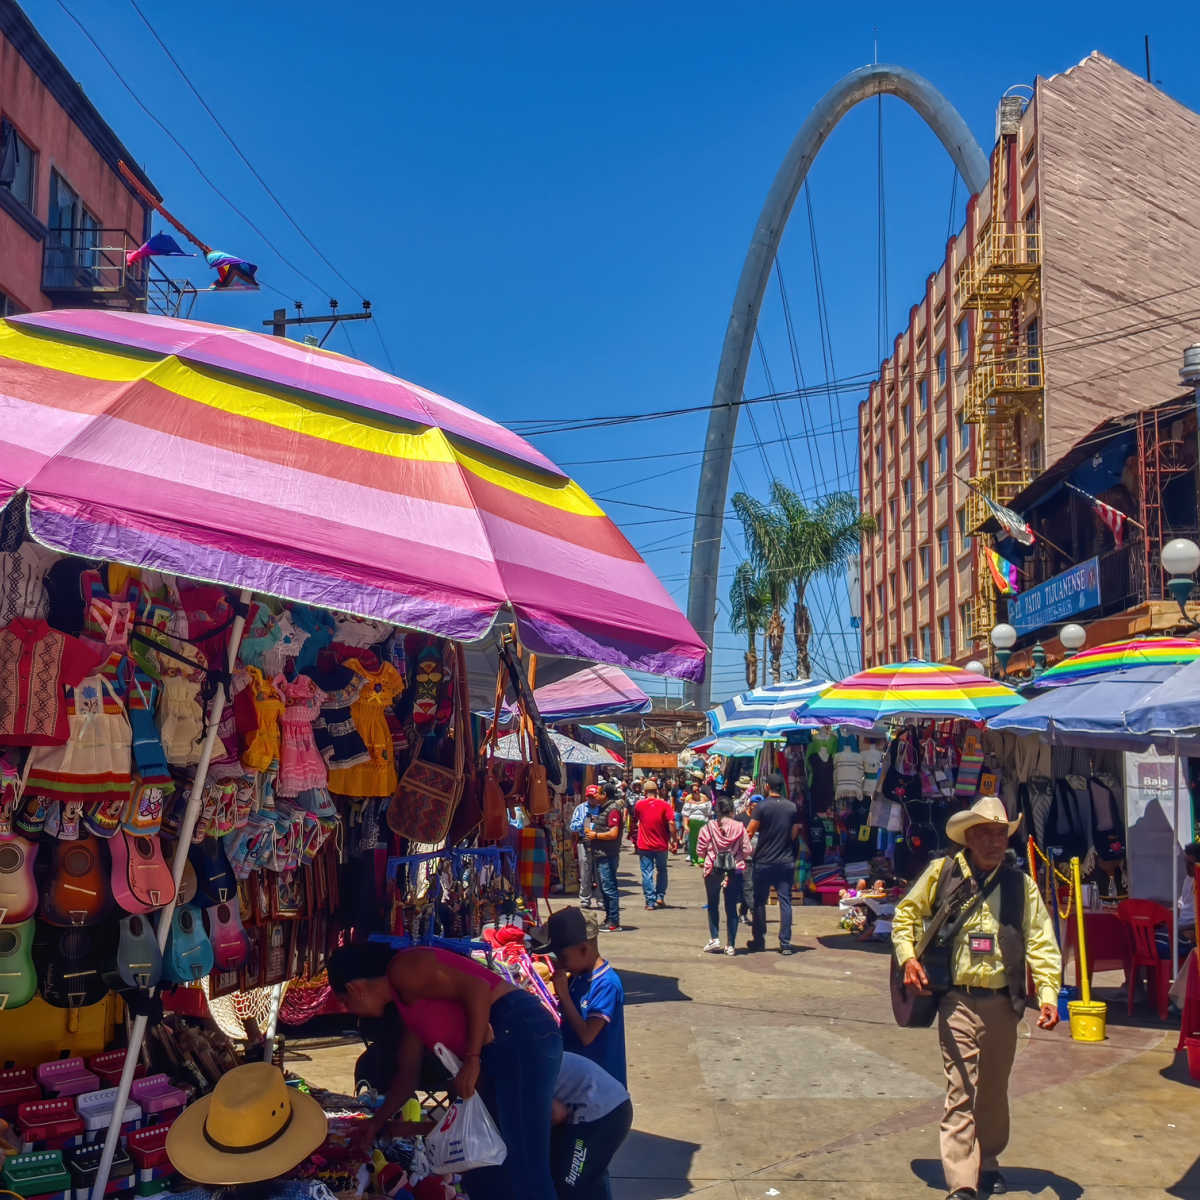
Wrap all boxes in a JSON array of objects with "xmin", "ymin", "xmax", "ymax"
[{"xmin": 985, "ymin": 548, "xmax": 1020, "ymax": 595}]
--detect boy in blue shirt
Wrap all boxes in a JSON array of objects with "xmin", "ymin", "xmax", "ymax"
[{"xmin": 531, "ymin": 906, "xmax": 627, "ymax": 1086}]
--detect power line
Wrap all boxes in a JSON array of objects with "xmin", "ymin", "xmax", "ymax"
[
  {"xmin": 128, "ymin": 0, "xmax": 366, "ymax": 303},
  {"xmin": 53, "ymin": 0, "xmax": 331, "ymax": 300}
]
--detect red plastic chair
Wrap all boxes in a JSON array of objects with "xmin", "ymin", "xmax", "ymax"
[{"xmin": 1117, "ymin": 899, "xmax": 1173, "ymax": 1021}]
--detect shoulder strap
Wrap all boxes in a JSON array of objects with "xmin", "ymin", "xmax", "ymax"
[{"xmin": 999, "ymin": 866, "xmax": 1024, "ymax": 931}]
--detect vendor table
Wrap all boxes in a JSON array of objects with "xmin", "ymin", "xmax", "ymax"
[{"xmin": 1062, "ymin": 909, "xmax": 1131, "ymax": 991}]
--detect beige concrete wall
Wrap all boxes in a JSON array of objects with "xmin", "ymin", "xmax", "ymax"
[{"xmin": 1038, "ymin": 52, "xmax": 1200, "ymax": 468}]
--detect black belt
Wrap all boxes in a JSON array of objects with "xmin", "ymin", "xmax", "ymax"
[{"xmin": 956, "ymin": 984, "xmax": 1006, "ymax": 996}]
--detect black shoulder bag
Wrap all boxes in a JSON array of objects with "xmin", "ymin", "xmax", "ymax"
[{"xmin": 890, "ymin": 861, "xmax": 1004, "ymax": 1028}]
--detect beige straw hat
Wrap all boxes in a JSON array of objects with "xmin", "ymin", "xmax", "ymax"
[{"xmin": 945, "ymin": 795, "xmax": 1022, "ymax": 846}]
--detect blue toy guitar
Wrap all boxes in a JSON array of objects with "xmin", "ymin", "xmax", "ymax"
[{"xmin": 162, "ymin": 904, "xmax": 213, "ymax": 984}]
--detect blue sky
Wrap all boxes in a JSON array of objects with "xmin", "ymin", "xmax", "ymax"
[{"xmin": 23, "ymin": 0, "xmax": 1200, "ymax": 702}]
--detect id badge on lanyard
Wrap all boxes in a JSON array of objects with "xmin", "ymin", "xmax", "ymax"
[{"xmin": 968, "ymin": 933, "xmax": 995, "ymax": 957}]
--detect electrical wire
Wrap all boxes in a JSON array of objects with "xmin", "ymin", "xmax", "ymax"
[
  {"xmin": 128, "ymin": 0, "xmax": 366, "ymax": 302},
  {"xmin": 52, "ymin": 0, "xmax": 334, "ymax": 301}
]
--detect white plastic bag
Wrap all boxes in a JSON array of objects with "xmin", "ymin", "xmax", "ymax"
[{"xmin": 423, "ymin": 1044, "xmax": 507, "ymax": 1175}]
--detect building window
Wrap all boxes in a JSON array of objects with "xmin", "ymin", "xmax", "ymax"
[
  {"xmin": 918, "ymin": 376, "xmax": 928, "ymax": 411},
  {"xmin": 877, "ymin": 584, "xmax": 885, "ymax": 612},
  {"xmin": 903, "ymin": 478, "xmax": 913, "ymax": 510},
  {"xmin": 903, "ymin": 561, "xmax": 912, "ymax": 593},
  {"xmin": 0, "ymin": 291, "xmax": 19, "ymax": 318},
  {"xmin": 960, "ymin": 601, "xmax": 973, "ymax": 643},
  {"xmin": 889, "ymin": 498, "xmax": 897, "ymax": 525},
  {"xmin": 901, "ymin": 403, "xmax": 911, "ymax": 434},
  {"xmin": 46, "ymin": 171, "xmax": 100, "ymax": 287},
  {"xmin": 956, "ymin": 506, "xmax": 970, "ymax": 550},
  {"xmin": 955, "ymin": 317, "xmax": 969, "ymax": 364},
  {"xmin": 918, "ymin": 456, "xmax": 929, "ymax": 492},
  {"xmin": 1026, "ymin": 318, "xmax": 1041, "ymax": 387},
  {"xmin": 905, "ymin": 635, "xmax": 915, "ymax": 660},
  {"xmin": 957, "ymin": 410, "xmax": 970, "ymax": 454},
  {"xmin": 936, "ymin": 433, "xmax": 948, "ymax": 475},
  {"xmin": 921, "ymin": 625, "xmax": 933, "ymax": 660},
  {"xmin": 940, "ymin": 614, "xmax": 952, "ymax": 659},
  {"xmin": 1, "ymin": 121, "xmax": 36, "ymax": 211},
  {"xmin": 920, "ymin": 546, "xmax": 930, "ymax": 579},
  {"xmin": 936, "ymin": 348, "xmax": 947, "ymax": 389},
  {"xmin": 938, "ymin": 525, "xmax": 951, "ymax": 568},
  {"xmin": 874, "ymin": 444, "xmax": 883, "ymax": 473},
  {"xmin": 889, "ymin": 572, "xmax": 897, "ymax": 602}
]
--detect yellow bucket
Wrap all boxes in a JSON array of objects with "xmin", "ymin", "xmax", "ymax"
[{"xmin": 1068, "ymin": 999, "xmax": 1107, "ymax": 1042}]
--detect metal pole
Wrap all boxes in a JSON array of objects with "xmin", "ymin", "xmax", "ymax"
[
  {"xmin": 263, "ymin": 981, "xmax": 286, "ymax": 1062},
  {"xmin": 91, "ymin": 588, "xmax": 252, "ymax": 1200},
  {"xmin": 1173, "ymin": 750, "xmax": 1181, "ymax": 980},
  {"xmin": 685, "ymin": 63, "xmax": 988, "ymax": 710},
  {"xmin": 1071, "ymin": 855, "xmax": 1090, "ymax": 1005}
]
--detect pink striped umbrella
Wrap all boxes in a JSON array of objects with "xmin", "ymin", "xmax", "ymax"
[{"xmin": 0, "ymin": 309, "xmax": 706, "ymax": 681}]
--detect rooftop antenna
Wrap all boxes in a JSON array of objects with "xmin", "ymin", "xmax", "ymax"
[
  {"xmin": 873, "ymin": 27, "xmax": 879, "ymax": 64},
  {"xmin": 1144, "ymin": 34, "xmax": 1151, "ymax": 83}
]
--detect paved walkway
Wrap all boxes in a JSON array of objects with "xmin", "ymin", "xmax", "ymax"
[{"xmin": 289, "ymin": 854, "xmax": 1200, "ymax": 1198}]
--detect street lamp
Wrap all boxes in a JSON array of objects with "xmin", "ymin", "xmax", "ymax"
[
  {"xmin": 1161, "ymin": 537, "xmax": 1200, "ymax": 622},
  {"xmin": 1060, "ymin": 623, "xmax": 1087, "ymax": 653},
  {"xmin": 963, "ymin": 660, "xmax": 986, "ymax": 675},
  {"xmin": 1031, "ymin": 641, "xmax": 1046, "ymax": 676},
  {"xmin": 990, "ymin": 622, "xmax": 1017, "ymax": 677}
]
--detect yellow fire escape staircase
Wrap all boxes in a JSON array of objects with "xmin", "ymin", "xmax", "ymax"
[{"xmin": 953, "ymin": 219, "xmax": 1044, "ymax": 641}]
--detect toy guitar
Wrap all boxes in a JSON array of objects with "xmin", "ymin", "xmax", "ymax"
[
  {"xmin": 204, "ymin": 901, "xmax": 249, "ymax": 971},
  {"xmin": 0, "ymin": 836, "xmax": 38, "ymax": 924},
  {"xmin": 35, "ymin": 924, "xmax": 108, "ymax": 1008},
  {"xmin": 162, "ymin": 904, "xmax": 214, "ymax": 984},
  {"xmin": 0, "ymin": 918, "xmax": 37, "ymax": 1009},
  {"xmin": 188, "ymin": 837, "xmax": 236, "ymax": 906},
  {"xmin": 104, "ymin": 914, "xmax": 163, "ymax": 992},
  {"xmin": 109, "ymin": 832, "xmax": 176, "ymax": 914},
  {"xmin": 40, "ymin": 836, "xmax": 109, "ymax": 926}
]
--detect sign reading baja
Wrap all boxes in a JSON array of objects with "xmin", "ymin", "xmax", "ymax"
[{"xmin": 1007, "ymin": 556, "xmax": 1101, "ymax": 636}]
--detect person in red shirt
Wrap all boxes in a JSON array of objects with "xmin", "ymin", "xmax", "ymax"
[{"xmin": 630, "ymin": 779, "xmax": 678, "ymax": 911}]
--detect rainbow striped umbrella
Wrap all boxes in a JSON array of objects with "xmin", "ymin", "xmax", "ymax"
[
  {"xmin": 1034, "ymin": 636, "xmax": 1200, "ymax": 687},
  {"xmin": 0, "ymin": 310, "xmax": 705, "ymax": 680},
  {"xmin": 790, "ymin": 660, "xmax": 1022, "ymax": 728}
]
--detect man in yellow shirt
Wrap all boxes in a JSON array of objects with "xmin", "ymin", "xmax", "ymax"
[{"xmin": 892, "ymin": 796, "xmax": 1062, "ymax": 1200}]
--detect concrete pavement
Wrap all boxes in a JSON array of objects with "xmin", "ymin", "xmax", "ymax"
[{"xmin": 286, "ymin": 853, "xmax": 1200, "ymax": 1198}]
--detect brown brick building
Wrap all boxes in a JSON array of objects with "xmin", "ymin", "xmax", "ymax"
[{"xmin": 858, "ymin": 53, "xmax": 1200, "ymax": 667}]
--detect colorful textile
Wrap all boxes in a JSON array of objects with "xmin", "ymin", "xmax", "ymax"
[
  {"xmin": 793, "ymin": 661, "xmax": 1022, "ymax": 728},
  {"xmin": 126, "ymin": 232, "xmax": 191, "ymax": 267},
  {"xmin": 0, "ymin": 310, "xmax": 705, "ymax": 682},
  {"xmin": 204, "ymin": 249, "xmax": 258, "ymax": 288},
  {"xmin": 0, "ymin": 618, "xmax": 100, "ymax": 745},
  {"xmin": 984, "ymin": 548, "xmax": 1019, "ymax": 595},
  {"xmin": 517, "ymin": 824, "xmax": 550, "ymax": 900},
  {"xmin": 1035, "ymin": 636, "xmax": 1200, "ymax": 688}
]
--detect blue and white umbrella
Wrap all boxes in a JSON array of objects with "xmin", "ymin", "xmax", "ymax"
[{"xmin": 707, "ymin": 679, "xmax": 833, "ymax": 738}]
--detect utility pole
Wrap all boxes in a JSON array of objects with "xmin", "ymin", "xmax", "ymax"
[{"xmin": 265, "ymin": 299, "xmax": 374, "ymax": 344}]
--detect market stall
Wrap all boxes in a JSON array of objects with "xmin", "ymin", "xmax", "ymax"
[{"xmin": 0, "ymin": 308, "xmax": 706, "ymax": 1200}]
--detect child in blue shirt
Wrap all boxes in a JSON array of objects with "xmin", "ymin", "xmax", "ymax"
[{"xmin": 531, "ymin": 906, "xmax": 627, "ymax": 1086}]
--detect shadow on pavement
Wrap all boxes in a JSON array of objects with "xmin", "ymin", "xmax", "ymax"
[
  {"xmin": 619, "ymin": 968, "xmax": 691, "ymax": 1006},
  {"xmin": 910, "ymin": 1157, "xmax": 1084, "ymax": 1198},
  {"xmin": 610, "ymin": 1128, "xmax": 700, "ymax": 1199},
  {"xmin": 1168, "ymin": 1154, "xmax": 1200, "ymax": 1197},
  {"xmin": 1159, "ymin": 1047, "xmax": 1200, "ymax": 1087},
  {"xmin": 816, "ymin": 932, "xmax": 892, "ymax": 954}
]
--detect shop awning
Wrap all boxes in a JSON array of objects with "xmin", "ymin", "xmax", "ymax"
[
  {"xmin": 498, "ymin": 664, "xmax": 651, "ymax": 725},
  {"xmin": 0, "ymin": 310, "xmax": 706, "ymax": 681}
]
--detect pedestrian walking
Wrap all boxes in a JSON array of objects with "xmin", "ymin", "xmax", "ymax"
[
  {"xmin": 891, "ymin": 796, "xmax": 1062, "ymax": 1200},
  {"xmin": 733, "ymin": 791, "xmax": 759, "ymax": 918},
  {"xmin": 572, "ymin": 785, "xmax": 602, "ymax": 909},
  {"xmin": 697, "ymin": 797, "xmax": 752, "ymax": 954},
  {"xmin": 746, "ymin": 772, "xmax": 800, "ymax": 955},
  {"xmin": 681, "ymin": 781, "xmax": 712, "ymax": 865},
  {"xmin": 586, "ymin": 783, "xmax": 625, "ymax": 931},
  {"xmin": 630, "ymin": 778, "xmax": 677, "ymax": 910}
]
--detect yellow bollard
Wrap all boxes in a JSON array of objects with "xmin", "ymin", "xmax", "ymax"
[{"xmin": 1067, "ymin": 854, "xmax": 1107, "ymax": 1041}]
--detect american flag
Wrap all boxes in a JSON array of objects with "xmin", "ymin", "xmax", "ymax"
[{"xmin": 1068, "ymin": 483, "xmax": 1127, "ymax": 547}]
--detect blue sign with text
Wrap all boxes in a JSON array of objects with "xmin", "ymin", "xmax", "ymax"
[{"xmin": 1008, "ymin": 556, "xmax": 1101, "ymax": 636}]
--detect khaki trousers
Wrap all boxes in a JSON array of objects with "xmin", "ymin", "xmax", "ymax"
[{"xmin": 937, "ymin": 989, "xmax": 1020, "ymax": 1193}]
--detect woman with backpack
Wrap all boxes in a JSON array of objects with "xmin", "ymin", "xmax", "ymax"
[{"xmin": 697, "ymin": 797, "xmax": 752, "ymax": 955}]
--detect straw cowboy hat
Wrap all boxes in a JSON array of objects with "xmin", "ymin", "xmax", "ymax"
[
  {"xmin": 945, "ymin": 795, "xmax": 1022, "ymax": 846},
  {"xmin": 166, "ymin": 1062, "xmax": 327, "ymax": 1185},
  {"xmin": 735, "ymin": 775, "xmax": 753, "ymax": 789}
]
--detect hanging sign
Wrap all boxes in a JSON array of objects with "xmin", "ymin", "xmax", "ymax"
[{"xmin": 1007, "ymin": 556, "xmax": 1100, "ymax": 635}]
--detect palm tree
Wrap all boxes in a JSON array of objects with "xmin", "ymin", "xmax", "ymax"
[
  {"xmin": 730, "ymin": 492, "xmax": 792, "ymax": 684},
  {"xmin": 769, "ymin": 483, "xmax": 877, "ymax": 679},
  {"xmin": 728, "ymin": 562, "xmax": 771, "ymax": 690}
]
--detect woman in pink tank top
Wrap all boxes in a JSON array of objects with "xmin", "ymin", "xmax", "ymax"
[{"xmin": 329, "ymin": 941, "xmax": 562, "ymax": 1200}]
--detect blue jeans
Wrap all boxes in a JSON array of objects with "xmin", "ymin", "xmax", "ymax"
[
  {"xmin": 466, "ymin": 989, "xmax": 564, "ymax": 1200},
  {"xmin": 639, "ymin": 849, "xmax": 668, "ymax": 905},
  {"xmin": 752, "ymin": 861, "xmax": 794, "ymax": 947},
  {"xmin": 595, "ymin": 854, "xmax": 620, "ymax": 926}
]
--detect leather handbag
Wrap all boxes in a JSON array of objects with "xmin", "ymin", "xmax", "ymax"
[{"xmin": 479, "ymin": 673, "xmax": 509, "ymax": 843}]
